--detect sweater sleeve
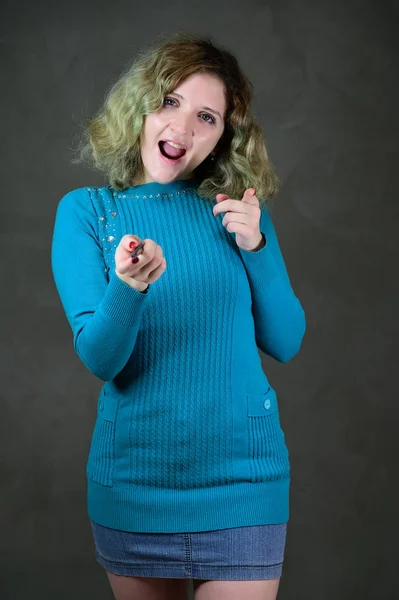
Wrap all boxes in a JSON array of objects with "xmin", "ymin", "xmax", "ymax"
[
  {"xmin": 51, "ymin": 187, "xmax": 149, "ymax": 381},
  {"xmin": 238, "ymin": 204, "xmax": 306, "ymax": 362}
]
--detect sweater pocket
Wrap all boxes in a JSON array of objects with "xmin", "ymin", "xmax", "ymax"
[
  {"xmin": 86, "ymin": 388, "xmax": 120, "ymax": 487},
  {"xmin": 246, "ymin": 386, "xmax": 290, "ymax": 483}
]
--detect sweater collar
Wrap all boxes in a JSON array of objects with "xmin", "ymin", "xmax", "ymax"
[{"xmin": 118, "ymin": 178, "xmax": 202, "ymax": 196}]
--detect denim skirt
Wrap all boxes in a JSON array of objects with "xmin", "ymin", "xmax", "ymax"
[{"xmin": 90, "ymin": 519, "xmax": 287, "ymax": 580}]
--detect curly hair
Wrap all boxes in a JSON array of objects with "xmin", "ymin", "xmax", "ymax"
[{"xmin": 71, "ymin": 31, "xmax": 280, "ymax": 206}]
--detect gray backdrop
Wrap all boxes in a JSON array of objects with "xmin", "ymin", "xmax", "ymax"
[{"xmin": 1, "ymin": 0, "xmax": 398, "ymax": 598}]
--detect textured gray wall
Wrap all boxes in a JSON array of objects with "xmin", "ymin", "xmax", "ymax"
[{"xmin": 1, "ymin": 1, "xmax": 398, "ymax": 598}]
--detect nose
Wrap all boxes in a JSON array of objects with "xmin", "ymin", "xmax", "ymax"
[
  {"xmin": 170, "ymin": 113, "xmax": 194, "ymax": 136},
  {"xmin": 170, "ymin": 123, "xmax": 188, "ymax": 137}
]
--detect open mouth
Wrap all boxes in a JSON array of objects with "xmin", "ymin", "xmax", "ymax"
[{"xmin": 158, "ymin": 141, "xmax": 187, "ymax": 163}]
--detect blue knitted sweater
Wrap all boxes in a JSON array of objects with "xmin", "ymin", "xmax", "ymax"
[{"xmin": 51, "ymin": 178, "xmax": 306, "ymax": 533}]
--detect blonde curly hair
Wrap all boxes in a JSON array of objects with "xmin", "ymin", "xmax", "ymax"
[{"xmin": 71, "ymin": 31, "xmax": 280, "ymax": 206}]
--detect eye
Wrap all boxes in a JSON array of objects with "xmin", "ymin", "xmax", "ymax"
[
  {"xmin": 200, "ymin": 113, "xmax": 216, "ymax": 125},
  {"xmin": 163, "ymin": 97, "xmax": 177, "ymax": 107},
  {"xmin": 163, "ymin": 97, "xmax": 216, "ymax": 125}
]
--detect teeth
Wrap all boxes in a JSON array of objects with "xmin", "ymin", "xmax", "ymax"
[{"xmin": 165, "ymin": 140, "xmax": 184, "ymax": 149}]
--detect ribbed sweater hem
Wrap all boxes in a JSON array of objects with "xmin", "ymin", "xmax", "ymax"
[{"xmin": 87, "ymin": 476, "xmax": 290, "ymax": 533}]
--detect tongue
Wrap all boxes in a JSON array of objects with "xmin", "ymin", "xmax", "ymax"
[{"xmin": 162, "ymin": 141, "xmax": 186, "ymax": 159}]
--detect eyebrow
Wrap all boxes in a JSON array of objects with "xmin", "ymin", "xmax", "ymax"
[{"xmin": 170, "ymin": 92, "xmax": 223, "ymax": 121}]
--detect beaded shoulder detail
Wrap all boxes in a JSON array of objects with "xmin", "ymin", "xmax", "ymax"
[
  {"xmin": 86, "ymin": 186, "xmax": 118, "ymax": 280},
  {"xmin": 111, "ymin": 190, "xmax": 189, "ymax": 199}
]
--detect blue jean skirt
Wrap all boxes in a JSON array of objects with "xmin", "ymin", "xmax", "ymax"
[{"xmin": 90, "ymin": 519, "xmax": 287, "ymax": 580}]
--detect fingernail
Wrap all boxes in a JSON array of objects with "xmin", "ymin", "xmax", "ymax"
[
  {"xmin": 129, "ymin": 241, "xmax": 137, "ymax": 249},
  {"xmin": 132, "ymin": 257, "xmax": 139, "ymax": 264}
]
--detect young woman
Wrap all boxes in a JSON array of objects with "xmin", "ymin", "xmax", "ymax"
[{"xmin": 51, "ymin": 31, "xmax": 306, "ymax": 600}]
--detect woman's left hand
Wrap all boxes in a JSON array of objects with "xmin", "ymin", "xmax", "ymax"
[{"xmin": 213, "ymin": 188, "xmax": 265, "ymax": 252}]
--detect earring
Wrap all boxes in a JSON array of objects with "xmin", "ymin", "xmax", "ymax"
[{"xmin": 210, "ymin": 153, "xmax": 216, "ymax": 161}]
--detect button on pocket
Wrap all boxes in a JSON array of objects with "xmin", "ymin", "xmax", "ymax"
[
  {"xmin": 247, "ymin": 386, "xmax": 277, "ymax": 416},
  {"xmin": 246, "ymin": 386, "xmax": 290, "ymax": 483},
  {"xmin": 86, "ymin": 388, "xmax": 120, "ymax": 487}
]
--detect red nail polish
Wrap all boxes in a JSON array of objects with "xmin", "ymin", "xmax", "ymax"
[
  {"xmin": 129, "ymin": 241, "xmax": 137, "ymax": 249},
  {"xmin": 132, "ymin": 257, "xmax": 139, "ymax": 264}
]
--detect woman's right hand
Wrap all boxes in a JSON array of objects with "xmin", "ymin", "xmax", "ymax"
[{"xmin": 115, "ymin": 235, "xmax": 167, "ymax": 292}]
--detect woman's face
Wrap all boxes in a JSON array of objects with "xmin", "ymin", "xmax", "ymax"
[{"xmin": 136, "ymin": 72, "xmax": 226, "ymax": 185}]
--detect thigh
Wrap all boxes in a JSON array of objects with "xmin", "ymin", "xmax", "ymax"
[
  {"xmin": 107, "ymin": 572, "xmax": 189, "ymax": 600},
  {"xmin": 193, "ymin": 577, "xmax": 280, "ymax": 600}
]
